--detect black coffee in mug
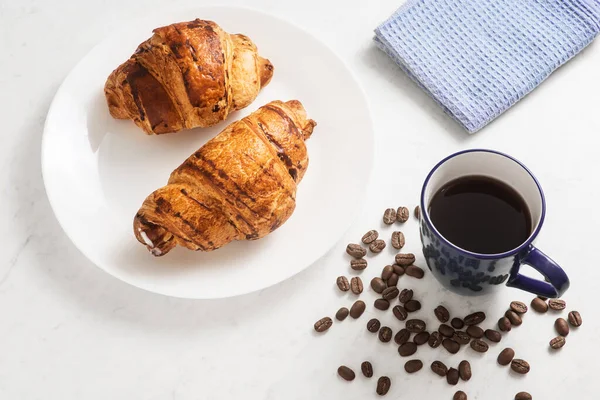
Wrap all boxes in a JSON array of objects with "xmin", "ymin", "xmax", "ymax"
[{"xmin": 428, "ymin": 175, "xmax": 532, "ymax": 254}]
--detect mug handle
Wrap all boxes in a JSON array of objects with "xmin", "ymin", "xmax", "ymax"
[{"xmin": 506, "ymin": 246, "xmax": 570, "ymax": 298}]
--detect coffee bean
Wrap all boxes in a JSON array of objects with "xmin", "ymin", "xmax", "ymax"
[
  {"xmin": 374, "ymin": 299, "xmax": 390, "ymax": 311},
  {"xmin": 497, "ymin": 347, "xmax": 515, "ymax": 365},
  {"xmin": 396, "ymin": 206, "xmax": 410, "ymax": 223},
  {"xmin": 391, "ymin": 231, "xmax": 405, "ymax": 249},
  {"xmin": 406, "ymin": 319, "xmax": 426, "ymax": 333},
  {"xmin": 405, "ymin": 300, "xmax": 421, "ymax": 312},
  {"xmin": 464, "ymin": 311, "xmax": 486, "ymax": 326},
  {"xmin": 549, "ymin": 299, "xmax": 566, "ymax": 311},
  {"xmin": 399, "ymin": 289, "xmax": 413, "ymax": 303},
  {"xmin": 395, "ymin": 253, "xmax": 416, "ymax": 266},
  {"xmin": 371, "ymin": 277, "xmax": 386, "ymax": 294},
  {"xmin": 350, "ymin": 300, "xmax": 366, "ymax": 318},
  {"xmin": 453, "ymin": 331, "xmax": 471, "ymax": 345},
  {"xmin": 376, "ymin": 376, "xmax": 391, "ymax": 396},
  {"xmin": 370, "ymin": 239, "xmax": 386, "ymax": 254},
  {"xmin": 367, "ymin": 318, "xmax": 381, "ymax": 333},
  {"xmin": 459, "ymin": 360, "xmax": 471, "ymax": 381},
  {"xmin": 338, "ymin": 365, "xmax": 355, "ymax": 381},
  {"xmin": 392, "ymin": 264, "xmax": 405, "ymax": 276},
  {"xmin": 398, "ymin": 342, "xmax": 418, "ymax": 357},
  {"xmin": 383, "ymin": 208, "xmax": 397, "ymax": 224},
  {"xmin": 454, "ymin": 391, "xmax": 467, "ymax": 400},
  {"xmin": 434, "ymin": 305, "xmax": 450, "ymax": 323},
  {"xmin": 510, "ymin": 301, "xmax": 528, "ymax": 314},
  {"xmin": 550, "ymin": 336, "xmax": 566, "ymax": 349},
  {"xmin": 394, "ymin": 328, "xmax": 410, "ymax": 345},
  {"xmin": 350, "ymin": 259, "xmax": 368, "ymax": 271},
  {"xmin": 515, "ymin": 392, "xmax": 532, "ymax": 400},
  {"xmin": 404, "ymin": 359, "xmax": 423, "ymax": 373},
  {"xmin": 336, "ymin": 276, "xmax": 350, "ymax": 292},
  {"xmin": 387, "ymin": 273, "xmax": 400, "ymax": 287},
  {"xmin": 555, "ymin": 318, "xmax": 569, "ymax": 336},
  {"xmin": 511, "ymin": 359, "xmax": 530, "ymax": 374},
  {"xmin": 568, "ymin": 311, "xmax": 582, "ymax": 327},
  {"xmin": 414, "ymin": 331, "xmax": 430, "ymax": 345},
  {"xmin": 350, "ymin": 277, "xmax": 363, "ymax": 294},
  {"xmin": 498, "ymin": 317, "xmax": 512, "ymax": 332},
  {"xmin": 429, "ymin": 331, "xmax": 442, "ymax": 348},
  {"xmin": 414, "ymin": 205, "xmax": 420, "ymax": 220},
  {"xmin": 466, "ymin": 325, "xmax": 484, "ymax": 338},
  {"xmin": 392, "ymin": 305, "xmax": 408, "ymax": 321},
  {"xmin": 379, "ymin": 326, "xmax": 393, "ymax": 343},
  {"xmin": 381, "ymin": 265, "xmax": 394, "ymax": 280},
  {"xmin": 484, "ymin": 329, "xmax": 502, "ymax": 343},
  {"xmin": 336, "ymin": 307, "xmax": 349, "ymax": 321},
  {"xmin": 382, "ymin": 286, "xmax": 400, "ymax": 301},
  {"xmin": 531, "ymin": 297, "xmax": 548, "ymax": 313},
  {"xmin": 470, "ymin": 339, "xmax": 489, "ymax": 353},
  {"xmin": 447, "ymin": 368, "xmax": 459, "ymax": 385},
  {"xmin": 538, "ymin": 295, "xmax": 548, "ymax": 301},
  {"xmin": 442, "ymin": 338, "xmax": 460, "ymax": 354},
  {"xmin": 314, "ymin": 317, "xmax": 332, "ymax": 332},
  {"xmin": 346, "ymin": 243, "xmax": 366, "ymax": 258},
  {"xmin": 431, "ymin": 360, "xmax": 448, "ymax": 376},
  {"xmin": 505, "ymin": 310, "xmax": 522, "ymax": 326},
  {"xmin": 451, "ymin": 318, "xmax": 465, "ymax": 329},
  {"xmin": 361, "ymin": 361, "xmax": 373, "ymax": 378},
  {"xmin": 439, "ymin": 324, "xmax": 455, "ymax": 338},
  {"xmin": 405, "ymin": 265, "xmax": 425, "ymax": 279},
  {"xmin": 362, "ymin": 230, "xmax": 379, "ymax": 244}
]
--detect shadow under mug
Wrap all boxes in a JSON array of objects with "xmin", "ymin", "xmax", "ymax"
[{"xmin": 419, "ymin": 149, "xmax": 569, "ymax": 297}]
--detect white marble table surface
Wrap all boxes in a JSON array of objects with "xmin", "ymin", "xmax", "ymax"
[{"xmin": 2, "ymin": 0, "xmax": 600, "ymax": 398}]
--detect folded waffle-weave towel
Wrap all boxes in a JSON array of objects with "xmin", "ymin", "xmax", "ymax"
[{"xmin": 375, "ymin": 0, "xmax": 600, "ymax": 133}]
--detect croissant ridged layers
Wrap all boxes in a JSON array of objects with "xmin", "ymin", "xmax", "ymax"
[
  {"xmin": 134, "ymin": 100, "xmax": 317, "ymax": 256},
  {"xmin": 104, "ymin": 19, "xmax": 274, "ymax": 135}
]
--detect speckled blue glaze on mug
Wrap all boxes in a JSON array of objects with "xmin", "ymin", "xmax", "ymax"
[{"xmin": 419, "ymin": 149, "xmax": 569, "ymax": 297}]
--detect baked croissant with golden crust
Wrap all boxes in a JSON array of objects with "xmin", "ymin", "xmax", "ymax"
[
  {"xmin": 104, "ymin": 19, "xmax": 274, "ymax": 135},
  {"xmin": 134, "ymin": 100, "xmax": 316, "ymax": 256}
]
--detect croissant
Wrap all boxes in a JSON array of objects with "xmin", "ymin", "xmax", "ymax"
[
  {"xmin": 134, "ymin": 100, "xmax": 317, "ymax": 256},
  {"xmin": 104, "ymin": 19, "xmax": 274, "ymax": 135}
]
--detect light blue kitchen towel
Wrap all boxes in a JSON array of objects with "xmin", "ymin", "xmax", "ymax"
[{"xmin": 375, "ymin": 0, "xmax": 600, "ymax": 133}]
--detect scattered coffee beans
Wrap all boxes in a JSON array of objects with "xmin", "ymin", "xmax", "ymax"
[
  {"xmin": 371, "ymin": 277, "xmax": 387, "ymax": 294},
  {"xmin": 382, "ymin": 286, "xmax": 400, "ymax": 301},
  {"xmin": 391, "ymin": 231, "xmax": 405, "ymax": 249},
  {"xmin": 451, "ymin": 318, "xmax": 465, "ymax": 329},
  {"xmin": 362, "ymin": 230, "xmax": 379, "ymax": 244},
  {"xmin": 442, "ymin": 338, "xmax": 460, "ymax": 354},
  {"xmin": 374, "ymin": 299, "xmax": 390, "ymax": 311},
  {"xmin": 464, "ymin": 311, "xmax": 486, "ymax": 326},
  {"xmin": 505, "ymin": 310, "xmax": 522, "ymax": 326},
  {"xmin": 485, "ymin": 329, "xmax": 502, "ymax": 343},
  {"xmin": 406, "ymin": 319, "xmax": 426, "ymax": 333},
  {"xmin": 550, "ymin": 336, "xmax": 566, "ymax": 350},
  {"xmin": 498, "ymin": 317, "xmax": 512, "ymax": 332},
  {"xmin": 515, "ymin": 392, "xmax": 532, "ymax": 400},
  {"xmin": 549, "ymin": 299, "xmax": 566, "ymax": 311},
  {"xmin": 336, "ymin": 276, "xmax": 350, "ymax": 292},
  {"xmin": 361, "ymin": 361, "xmax": 373, "ymax": 378},
  {"xmin": 336, "ymin": 307, "xmax": 349, "ymax": 321},
  {"xmin": 453, "ymin": 331, "xmax": 471, "ymax": 345},
  {"xmin": 510, "ymin": 301, "xmax": 528, "ymax": 314},
  {"xmin": 381, "ymin": 265, "xmax": 394, "ymax": 280},
  {"xmin": 396, "ymin": 206, "xmax": 410, "ymax": 223},
  {"xmin": 454, "ymin": 391, "xmax": 467, "ymax": 400},
  {"xmin": 447, "ymin": 368, "xmax": 459, "ymax": 385},
  {"xmin": 379, "ymin": 326, "xmax": 393, "ymax": 343},
  {"xmin": 470, "ymin": 339, "xmax": 489, "ymax": 353},
  {"xmin": 429, "ymin": 331, "xmax": 442, "ymax": 348},
  {"xmin": 387, "ymin": 273, "xmax": 400, "ymax": 287},
  {"xmin": 414, "ymin": 331, "xmax": 430, "ymax": 345},
  {"xmin": 405, "ymin": 265, "xmax": 425, "ymax": 279},
  {"xmin": 392, "ymin": 305, "xmax": 408, "ymax": 321},
  {"xmin": 376, "ymin": 376, "xmax": 391, "ymax": 396},
  {"xmin": 531, "ymin": 297, "xmax": 548, "ymax": 313},
  {"xmin": 435, "ymin": 305, "xmax": 450, "ymax": 323},
  {"xmin": 395, "ymin": 253, "xmax": 416, "ymax": 266},
  {"xmin": 459, "ymin": 360, "xmax": 472, "ymax": 381},
  {"xmin": 431, "ymin": 360, "xmax": 448, "ymax": 376},
  {"xmin": 405, "ymin": 300, "xmax": 422, "ymax": 312},
  {"xmin": 511, "ymin": 359, "xmax": 530, "ymax": 374},
  {"xmin": 350, "ymin": 259, "xmax": 368, "ymax": 271},
  {"xmin": 394, "ymin": 329, "xmax": 410, "ymax": 345},
  {"xmin": 568, "ymin": 311, "xmax": 582, "ymax": 327},
  {"xmin": 383, "ymin": 208, "xmax": 397, "ymax": 225},
  {"xmin": 314, "ymin": 317, "xmax": 333, "ymax": 332},
  {"xmin": 346, "ymin": 243, "xmax": 366, "ymax": 258},
  {"xmin": 439, "ymin": 324, "xmax": 455, "ymax": 338},
  {"xmin": 399, "ymin": 289, "xmax": 413, "ymax": 303},
  {"xmin": 555, "ymin": 318, "xmax": 569, "ymax": 336},
  {"xmin": 350, "ymin": 300, "xmax": 366, "ymax": 319},
  {"xmin": 367, "ymin": 318, "xmax": 381, "ymax": 333},
  {"xmin": 414, "ymin": 205, "xmax": 420, "ymax": 220},
  {"xmin": 404, "ymin": 359, "xmax": 423, "ymax": 373},
  {"xmin": 393, "ymin": 264, "xmax": 405, "ymax": 276},
  {"xmin": 370, "ymin": 239, "xmax": 386, "ymax": 254},
  {"xmin": 466, "ymin": 325, "xmax": 484, "ymax": 339},
  {"xmin": 398, "ymin": 342, "xmax": 418, "ymax": 357},
  {"xmin": 497, "ymin": 348, "xmax": 515, "ymax": 366},
  {"xmin": 350, "ymin": 277, "xmax": 363, "ymax": 294},
  {"xmin": 338, "ymin": 365, "xmax": 355, "ymax": 381}
]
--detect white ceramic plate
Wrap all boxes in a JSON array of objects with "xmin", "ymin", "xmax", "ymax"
[{"xmin": 42, "ymin": 6, "xmax": 373, "ymax": 299}]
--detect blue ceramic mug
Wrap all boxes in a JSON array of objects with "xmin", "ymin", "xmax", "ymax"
[{"xmin": 419, "ymin": 149, "xmax": 569, "ymax": 297}]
